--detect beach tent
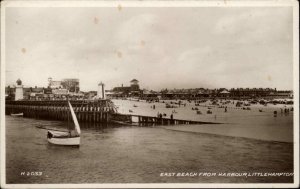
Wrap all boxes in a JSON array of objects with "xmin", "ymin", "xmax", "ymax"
[{"xmin": 219, "ymin": 90, "xmax": 230, "ymax": 97}]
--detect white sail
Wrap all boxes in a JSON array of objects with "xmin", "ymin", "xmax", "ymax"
[{"xmin": 68, "ymin": 101, "xmax": 81, "ymax": 135}]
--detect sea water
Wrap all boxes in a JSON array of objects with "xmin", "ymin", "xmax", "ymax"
[{"xmin": 6, "ymin": 113, "xmax": 293, "ymax": 184}]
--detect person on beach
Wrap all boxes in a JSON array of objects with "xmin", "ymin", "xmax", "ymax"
[{"xmin": 170, "ymin": 114, "xmax": 173, "ymax": 120}]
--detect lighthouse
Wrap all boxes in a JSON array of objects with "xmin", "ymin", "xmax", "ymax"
[
  {"xmin": 97, "ymin": 82, "xmax": 105, "ymax": 99},
  {"xmin": 15, "ymin": 79, "xmax": 24, "ymax": 100}
]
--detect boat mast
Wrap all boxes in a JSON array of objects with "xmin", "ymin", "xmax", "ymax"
[{"xmin": 67, "ymin": 97, "xmax": 70, "ymax": 132}]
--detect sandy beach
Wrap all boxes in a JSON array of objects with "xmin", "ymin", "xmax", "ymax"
[{"xmin": 112, "ymin": 99, "xmax": 293, "ymax": 142}]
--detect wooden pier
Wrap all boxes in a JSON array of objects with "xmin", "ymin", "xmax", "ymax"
[
  {"xmin": 5, "ymin": 100, "xmax": 116, "ymax": 123},
  {"xmin": 5, "ymin": 100, "xmax": 221, "ymax": 126},
  {"xmin": 111, "ymin": 113, "xmax": 221, "ymax": 126}
]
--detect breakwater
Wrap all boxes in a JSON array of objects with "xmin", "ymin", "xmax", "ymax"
[
  {"xmin": 112, "ymin": 114, "xmax": 221, "ymax": 126},
  {"xmin": 5, "ymin": 100, "xmax": 117, "ymax": 123},
  {"xmin": 5, "ymin": 100, "xmax": 220, "ymax": 126}
]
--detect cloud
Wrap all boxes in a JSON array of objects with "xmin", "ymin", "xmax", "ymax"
[
  {"xmin": 213, "ymin": 8, "xmax": 292, "ymax": 45},
  {"xmin": 5, "ymin": 7, "xmax": 293, "ymax": 91}
]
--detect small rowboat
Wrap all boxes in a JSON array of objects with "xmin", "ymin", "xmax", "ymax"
[
  {"xmin": 11, "ymin": 113, "xmax": 23, "ymax": 117},
  {"xmin": 47, "ymin": 101, "xmax": 81, "ymax": 146}
]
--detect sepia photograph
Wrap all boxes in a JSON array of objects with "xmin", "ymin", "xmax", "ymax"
[{"xmin": 1, "ymin": 0, "xmax": 299, "ymax": 188}]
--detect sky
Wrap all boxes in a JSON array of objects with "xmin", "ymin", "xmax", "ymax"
[{"xmin": 5, "ymin": 6, "xmax": 294, "ymax": 91}]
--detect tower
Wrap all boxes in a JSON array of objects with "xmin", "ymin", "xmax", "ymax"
[
  {"xmin": 130, "ymin": 79, "xmax": 139, "ymax": 91},
  {"xmin": 97, "ymin": 82, "xmax": 105, "ymax": 99},
  {"xmin": 48, "ymin": 77, "xmax": 52, "ymax": 87},
  {"xmin": 15, "ymin": 79, "xmax": 24, "ymax": 100}
]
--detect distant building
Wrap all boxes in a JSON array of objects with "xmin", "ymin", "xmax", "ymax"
[
  {"xmin": 109, "ymin": 79, "xmax": 142, "ymax": 97},
  {"xmin": 52, "ymin": 88, "xmax": 68, "ymax": 95},
  {"xmin": 85, "ymin": 91, "xmax": 97, "ymax": 99},
  {"xmin": 159, "ymin": 88, "xmax": 213, "ymax": 99},
  {"xmin": 24, "ymin": 86, "xmax": 45, "ymax": 100},
  {"xmin": 229, "ymin": 88, "xmax": 276, "ymax": 98},
  {"xmin": 5, "ymin": 79, "xmax": 51, "ymax": 100},
  {"xmin": 48, "ymin": 77, "xmax": 80, "ymax": 93},
  {"xmin": 271, "ymin": 90, "xmax": 293, "ymax": 98},
  {"xmin": 6, "ymin": 78, "xmax": 85, "ymax": 100},
  {"xmin": 61, "ymin": 78, "xmax": 80, "ymax": 93},
  {"xmin": 5, "ymin": 86, "xmax": 15, "ymax": 100},
  {"xmin": 142, "ymin": 90, "xmax": 159, "ymax": 98},
  {"xmin": 48, "ymin": 77, "xmax": 63, "ymax": 89}
]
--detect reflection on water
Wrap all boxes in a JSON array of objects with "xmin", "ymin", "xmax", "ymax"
[
  {"xmin": 6, "ymin": 116, "xmax": 293, "ymax": 184},
  {"xmin": 36, "ymin": 120, "xmax": 110, "ymax": 132}
]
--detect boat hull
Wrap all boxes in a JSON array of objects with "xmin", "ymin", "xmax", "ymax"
[
  {"xmin": 11, "ymin": 113, "xmax": 23, "ymax": 117},
  {"xmin": 47, "ymin": 130, "xmax": 80, "ymax": 146}
]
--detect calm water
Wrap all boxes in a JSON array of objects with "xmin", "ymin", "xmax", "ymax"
[{"xmin": 6, "ymin": 116, "xmax": 293, "ymax": 184}]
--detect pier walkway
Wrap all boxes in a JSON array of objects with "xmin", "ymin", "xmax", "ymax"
[{"xmin": 112, "ymin": 113, "xmax": 221, "ymax": 126}]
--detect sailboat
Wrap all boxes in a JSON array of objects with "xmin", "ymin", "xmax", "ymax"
[{"xmin": 47, "ymin": 101, "xmax": 81, "ymax": 146}]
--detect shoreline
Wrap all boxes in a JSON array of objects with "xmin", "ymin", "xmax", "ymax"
[{"xmin": 160, "ymin": 125, "xmax": 293, "ymax": 144}]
